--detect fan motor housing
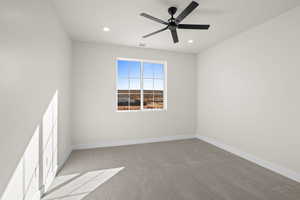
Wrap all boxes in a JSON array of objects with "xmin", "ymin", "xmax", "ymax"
[{"xmin": 168, "ymin": 21, "xmax": 177, "ymax": 30}]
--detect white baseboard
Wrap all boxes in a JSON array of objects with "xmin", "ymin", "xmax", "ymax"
[
  {"xmin": 73, "ymin": 134, "xmax": 196, "ymax": 150},
  {"xmin": 197, "ymin": 135, "xmax": 300, "ymax": 183}
]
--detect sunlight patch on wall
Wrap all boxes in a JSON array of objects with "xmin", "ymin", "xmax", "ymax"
[
  {"xmin": 1, "ymin": 126, "xmax": 40, "ymax": 200},
  {"xmin": 1, "ymin": 90, "xmax": 59, "ymax": 200},
  {"xmin": 42, "ymin": 90, "xmax": 58, "ymax": 192}
]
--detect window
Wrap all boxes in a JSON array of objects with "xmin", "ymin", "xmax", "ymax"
[{"xmin": 117, "ymin": 58, "xmax": 166, "ymax": 111}]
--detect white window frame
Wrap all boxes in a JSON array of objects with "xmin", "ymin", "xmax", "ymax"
[{"xmin": 115, "ymin": 57, "xmax": 167, "ymax": 112}]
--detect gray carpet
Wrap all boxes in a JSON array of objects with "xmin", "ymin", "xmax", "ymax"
[{"xmin": 46, "ymin": 139, "xmax": 300, "ymax": 200}]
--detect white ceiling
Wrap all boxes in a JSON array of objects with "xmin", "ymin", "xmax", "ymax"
[{"xmin": 50, "ymin": 0, "xmax": 300, "ymax": 53}]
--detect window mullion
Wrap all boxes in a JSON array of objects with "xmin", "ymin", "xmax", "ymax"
[
  {"xmin": 128, "ymin": 65, "xmax": 130, "ymax": 110},
  {"xmin": 152, "ymin": 76, "xmax": 154, "ymax": 109},
  {"xmin": 141, "ymin": 61, "xmax": 144, "ymax": 110}
]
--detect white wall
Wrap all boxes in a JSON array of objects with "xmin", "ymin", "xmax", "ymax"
[
  {"xmin": 71, "ymin": 42, "xmax": 197, "ymax": 146},
  {"xmin": 0, "ymin": 0, "xmax": 71, "ymax": 196},
  {"xmin": 197, "ymin": 6, "xmax": 300, "ymax": 174}
]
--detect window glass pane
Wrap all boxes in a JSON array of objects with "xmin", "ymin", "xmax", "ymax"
[
  {"xmin": 118, "ymin": 94, "xmax": 129, "ymax": 110},
  {"xmin": 154, "ymin": 92, "xmax": 164, "ymax": 109},
  {"xmin": 143, "ymin": 93, "xmax": 154, "ymax": 109},
  {"xmin": 129, "ymin": 79, "xmax": 140, "ymax": 90},
  {"xmin": 117, "ymin": 59, "xmax": 165, "ymax": 111},
  {"xmin": 154, "ymin": 63, "xmax": 164, "ymax": 79},
  {"xmin": 118, "ymin": 90, "xmax": 129, "ymax": 94},
  {"xmin": 129, "ymin": 61, "xmax": 141, "ymax": 78},
  {"xmin": 154, "ymin": 79, "xmax": 164, "ymax": 91},
  {"xmin": 117, "ymin": 78, "xmax": 129, "ymax": 90},
  {"xmin": 143, "ymin": 62, "xmax": 154, "ymax": 78},
  {"xmin": 117, "ymin": 60, "xmax": 129, "ymax": 78},
  {"xmin": 154, "ymin": 90, "xmax": 163, "ymax": 95},
  {"xmin": 130, "ymin": 93, "xmax": 141, "ymax": 110},
  {"xmin": 143, "ymin": 79, "xmax": 153, "ymax": 92}
]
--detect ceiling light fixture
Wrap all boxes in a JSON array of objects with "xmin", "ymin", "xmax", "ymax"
[
  {"xmin": 103, "ymin": 27, "xmax": 110, "ymax": 32},
  {"xmin": 188, "ymin": 39, "xmax": 194, "ymax": 44},
  {"xmin": 140, "ymin": 1, "xmax": 210, "ymax": 44}
]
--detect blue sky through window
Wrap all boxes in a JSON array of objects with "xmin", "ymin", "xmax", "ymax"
[{"xmin": 117, "ymin": 60, "xmax": 164, "ymax": 91}]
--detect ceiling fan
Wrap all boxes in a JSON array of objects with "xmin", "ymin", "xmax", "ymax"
[{"xmin": 140, "ymin": 1, "xmax": 210, "ymax": 43}]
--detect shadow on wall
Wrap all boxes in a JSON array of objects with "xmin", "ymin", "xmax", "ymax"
[
  {"xmin": 42, "ymin": 167, "xmax": 124, "ymax": 200},
  {"xmin": 1, "ymin": 91, "xmax": 58, "ymax": 200}
]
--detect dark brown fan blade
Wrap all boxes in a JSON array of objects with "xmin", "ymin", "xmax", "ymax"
[
  {"xmin": 175, "ymin": 1, "xmax": 199, "ymax": 23},
  {"xmin": 170, "ymin": 29, "xmax": 179, "ymax": 43},
  {"xmin": 140, "ymin": 13, "xmax": 168, "ymax": 25},
  {"xmin": 143, "ymin": 27, "xmax": 168, "ymax": 38},
  {"xmin": 178, "ymin": 24, "xmax": 210, "ymax": 29}
]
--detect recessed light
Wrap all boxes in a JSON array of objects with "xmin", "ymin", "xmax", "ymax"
[
  {"xmin": 103, "ymin": 27, "xmax": 110, "ymax": 32},
  {"xmin": 188, "ymin": 40, "xmax": 194, "ymax": 44}
]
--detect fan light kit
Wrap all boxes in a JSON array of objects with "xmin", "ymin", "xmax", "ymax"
[{"xmin": 140, "ymin": 1, "xmax": 210, "ymax": 44}]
